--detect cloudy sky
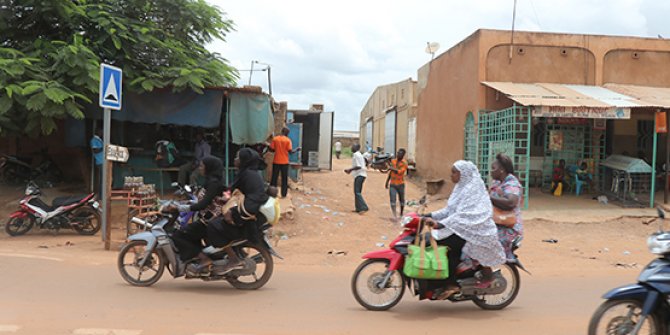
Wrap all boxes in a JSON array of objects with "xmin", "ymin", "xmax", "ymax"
[{"xmin": 208, "ymin": 0, "xmax": 670, "ymax": 131}]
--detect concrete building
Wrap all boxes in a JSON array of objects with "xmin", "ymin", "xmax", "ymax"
[
  {"xmin": 332, "ymin": 130, "xmax": 360, "ymax": 149},
  {"xmin": 359, "ymin": 78, "xmax": 418, "ymax": 161},
  {"xmin": 415, "ymin": 29, "xmax": 670, "ymax": 206}
]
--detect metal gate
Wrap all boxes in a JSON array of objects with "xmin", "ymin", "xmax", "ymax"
[{"xmin": 478, "ymin": 106, "xmax": 531, "ymax": 207}]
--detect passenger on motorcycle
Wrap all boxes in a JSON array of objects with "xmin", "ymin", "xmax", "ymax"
[
  {"xmin": 203, "ymin": 148, "xmax": 270, "ymax": 275},
  {"xmin": 170, "ymin": 156, "xmax": 226, "ymax": 270},
  {"xmin": 424, "ymin": 160, "xmax": 506, "ymax": 299}
]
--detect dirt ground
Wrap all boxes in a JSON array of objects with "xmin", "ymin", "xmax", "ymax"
[{"xmin": 0, "ymin": 157, "xmax": 665, "ymax": 334}]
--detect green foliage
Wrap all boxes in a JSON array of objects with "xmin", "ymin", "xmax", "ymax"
[{"xmin": 0, "ymin": 0, "xmax": 238, "ymax": 136}]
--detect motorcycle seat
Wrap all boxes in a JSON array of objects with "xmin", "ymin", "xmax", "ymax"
[{"xmin": 52, "ymin": 195, "xmax": 88, "ymax": 208}]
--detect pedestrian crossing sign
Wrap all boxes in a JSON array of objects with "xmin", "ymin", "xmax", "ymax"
[{"xmin": 99, "ymin": 63, "xmax": 122, "ymax": 110}]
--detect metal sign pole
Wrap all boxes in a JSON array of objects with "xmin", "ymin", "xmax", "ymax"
[{"xmin": 102, "ymin": 107, "xmax": 111, "ymax": 248}]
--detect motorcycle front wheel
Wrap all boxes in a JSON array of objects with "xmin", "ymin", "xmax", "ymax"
[
  {"xmin": 473, "ymin": 263, "xmax": 520, "ymax": 310},
  {"xmin": 226, "ymin": 243, "xmax": 274, "ymax": 290},
  {"xmin": 117, "ymin": 240, "xmax": 165, "ymax": 287},
  {"xmin": 588, "ymin": 299, "xmax": 663, "ymax": 335},
  {"xmin": 71, "ymin": 206, "xmax": 101, "ymax": 235},
  {"xmin": 351, "ymin": 259, "xmax": 406, "ymax": 311},
  {"xmin": 4, "ymin": 216, "xmax": 35, "ymax": 236}
]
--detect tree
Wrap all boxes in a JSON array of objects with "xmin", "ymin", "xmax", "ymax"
[{"xmin": 0, "ymin": 0, "xmax": 238, "ymax": 136}]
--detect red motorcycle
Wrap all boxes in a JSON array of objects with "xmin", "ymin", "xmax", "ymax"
[
  {"xmin": 351, "ymin": 211, "xmax": 527, "ymax": 311},
  {"xmin": 5, "ymin": 182, "xmax": 101, "ymax": 236}
]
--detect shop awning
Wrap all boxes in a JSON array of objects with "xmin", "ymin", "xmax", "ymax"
[
  {"xmin": 604, "ymin": 84, "xmax": 670, "ymax": 109},
  {"xmin": 84, "ymin": 89, "xmax": 224, "ymax": 127},
  {"xmin": 482, "ymin": 82, "xmax": 669, "ymax": 119}
]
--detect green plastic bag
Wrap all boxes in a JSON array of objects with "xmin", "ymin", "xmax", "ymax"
[{"xmin": 402, "ymin": 227, "xmax": 449, "ymax": 279}]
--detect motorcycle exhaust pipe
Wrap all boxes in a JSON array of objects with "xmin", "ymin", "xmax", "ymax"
[{"xmin": 131, "ymin": 217, "xmax": 152, "ymax": 229}]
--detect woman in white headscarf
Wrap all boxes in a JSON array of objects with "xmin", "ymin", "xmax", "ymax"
[{"xmin": 424, "ymin": 160, "xmax": 506, "ymax": 299}]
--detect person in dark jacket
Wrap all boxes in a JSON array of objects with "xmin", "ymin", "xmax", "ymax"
[
  {"xmin": 205, "ymin": 148, "xmax": 269, "ymax": 274},
  {"xmin": 170, "ymin": 156, "xmax": 226, "ymax": 270}
]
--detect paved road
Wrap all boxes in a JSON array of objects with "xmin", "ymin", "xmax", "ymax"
[{"xmin": 0, "ymin": 250, "xmax": 627, "ymax": 335}]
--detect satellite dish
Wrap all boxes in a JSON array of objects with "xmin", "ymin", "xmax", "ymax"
[
  {"xmin": 425, "ymin": 42, "xmax": 440, "ymax": 60},
  {"xmin": 425, "ymin": 42, "xmax": 440, "ymax": 54}
]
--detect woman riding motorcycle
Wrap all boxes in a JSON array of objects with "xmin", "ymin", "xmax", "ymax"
[
  {"xmin": 175, "ymin": 148, "xmax": 270, "ymax": 276},
  {"xmin": 171, "ymin": 156, "xmax": 226, "ymax": 272},
  {"xmin": 423, "ymin": 160, "xmax": 506, "ymax": 299}
]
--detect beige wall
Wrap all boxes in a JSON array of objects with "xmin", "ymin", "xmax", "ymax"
[
  {"xmin": 415, "ymin": 29, "xmax": 670, "ymax": 181},
  {"xmin": 359, "ymin": 78, "xmax": 418, "ymax": 152}
]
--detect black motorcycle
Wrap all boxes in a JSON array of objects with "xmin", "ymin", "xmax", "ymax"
[
  {"xmin": 368, "ymin": 147, "xmax": 394, "ymax": 173},
  {"xmin": 0, "ymin": 150, "xmax": 62, "ymax": 186},
  {"xmin": 118, "ymin": 201, "xmax": 281, "ymax": 289},
  {"xmin": 588, "ymin": 208, "xmax": 670, "ymax": 335}
]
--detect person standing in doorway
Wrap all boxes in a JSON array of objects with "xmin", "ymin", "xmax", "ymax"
[
  {"xmin": 334, "ymin": 140, "xmax": 342, "ymax": 159},
  {"xmin": 268, "ymin": 127, "xmax": 300, "ymax": 198},
  {"xmin": 385, "ymin": 148, "xmax": 407, "ymax": 221},
  {"xmin": 345, "ymin": 144, "xmax": 368, "ymax": 214},
  {"xmin": 178, "ymin": 131, "xmax": 211, "ymax": 186},
  {"xmin": 90, "ymin": 127, "xmax": 103, "ymax": 197}
]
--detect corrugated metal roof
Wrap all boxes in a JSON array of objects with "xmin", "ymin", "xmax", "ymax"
[
  {"xmin": 604, "ymin": 84, "xmax": 670, "ymax": 108},
  {"xmin": 482, "ymin": 82, "xmax": 659, "ymax": 108}
]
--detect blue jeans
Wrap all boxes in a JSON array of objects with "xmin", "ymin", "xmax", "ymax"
[{"xmin": 354, "ymin": 176, "xmax": 368, "ymax": 212}]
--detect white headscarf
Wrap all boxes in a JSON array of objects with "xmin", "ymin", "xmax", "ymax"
[{"xmin": 431, "ymin": 160, "xmax": 506, "ymax": 266}]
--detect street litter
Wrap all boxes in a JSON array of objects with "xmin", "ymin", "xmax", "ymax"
[
  {"xmin": 542, "ymin": 239, "xmax": 559, "ymax": 244},
  {"xmin": 615, "ymin": 262, "xmax": 638, "ymax": 268},
  {"xmin": 623, "ymin": 251, "xmax": 631, "ymax": 255},
  {"xmin": 337, "ymin": 222, "xmax": 344, "ymax": 227},
  {"xmin": 375, "ymin": 243, "xmax": 385, "ymax": 247},
  {"xmin": 597, "ymin": 195, "xmax": 608, "ymax": 205},
  {"xmin": 381, "ymin": 235, "xmax": 388, "ymax": 240},
  {"xmin": 327, "ymin": 250, "xmax": 348, "ymax": 256}
]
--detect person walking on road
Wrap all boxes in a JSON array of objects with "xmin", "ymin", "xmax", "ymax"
[
  {"xmin": 334, "ymin": 140, "xmax": 342, "ymax": 159},
  {"xmin": 385, "ymin": 148, "xmax": 407, "ymax": 221},
  {"xmin": 268, "ymin": 127, "xmax": 300, "ymax": 198},
  {"xmin": 345, "ymin": 143, "xmax": 368, "ymax": 214}
]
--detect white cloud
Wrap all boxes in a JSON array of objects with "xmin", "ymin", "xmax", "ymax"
[{"xmin": 208, "ymin": 0, "xmax": 670, "ymax": 130}]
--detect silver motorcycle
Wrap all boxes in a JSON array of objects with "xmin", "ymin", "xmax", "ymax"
[{"xmin": 117, "ymin": 202, "xmax": 281, "ymax": 289}]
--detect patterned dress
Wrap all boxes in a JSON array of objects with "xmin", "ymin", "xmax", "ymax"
[{"xmin": 490, "ymin": 174, "xmax": 524, "ymax": 259}]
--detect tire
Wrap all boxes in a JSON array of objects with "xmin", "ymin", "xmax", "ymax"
[
  {"xmin": 351, "ymin": 259, "xmax": 406, "ymax": 311},
  {"xmin": 227, "ymin": 243, "xmax": 274, "ymax": 290},
  {"xmin": 588, "ymin": 299, "xmax": 664, "ymax": 335},
  {"xmin": 71, "ymin": 206, "xmax": 101, "ymax": 236},
  {"xmin": 117, "ymin": 240, "xmax": 165, "ymax": 287},
  {"xmin": 4, "ymin": 216, "xmax": 35, "ymax": 236},
  {"xmin": 473, "ymin": 263, "xmax": 520, "ymax": 310}
]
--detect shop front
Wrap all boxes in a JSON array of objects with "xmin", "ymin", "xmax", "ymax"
[{"xmin": 477, "ymin": 82, "xmax": 670, "ymax": 208}]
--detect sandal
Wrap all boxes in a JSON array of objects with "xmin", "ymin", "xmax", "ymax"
[
  {"xmin": 434, "ymin": 286, "xmax": 460, "ymax": 300},
  {"xmin": 186, "ymin": 262, "xmax": 212, "ymax": 276}
]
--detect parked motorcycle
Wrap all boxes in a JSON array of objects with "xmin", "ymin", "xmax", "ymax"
[
  {"xmin": 351, "ymin": 199, "xmax": 526, "ymax": 311},
  {"xmin": 118, "ymin": 200, "xmax": 281, "ymax": 289},
  {"xmin": 5, "ymin": 182, "xmax": 101, "ymax": 236},
  {"xmin": 588, "ymin": 208, "xmax": 670, "ymax": 335},
  {"xmin": 367, "ymin": 147, "xmax": 393, "ymax": 173},
  {"xmin": 0, "ymin": 150, "xmax": 63, "ymax": 186}
]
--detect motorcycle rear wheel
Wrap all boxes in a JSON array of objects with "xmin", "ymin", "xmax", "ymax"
[
  {"xmin": 117, "ymin": 240, "xmax": 165, "ymax": 287},
  {"xmin": 588, "ymin": 299, "xmax": 663, "ymax": 335},
  {"xmin": 351, "ymin": 259, "xmax": 405, "ymax": 311},
  {"xmin": 226, "ymin": 243, "xmax": 274, "ymax": 290},
  {"xmin": 4, "ymin": 216, "xmax": 35, "ymax": 236},
  {"xmin": 72, "ymin": 206, "xmax": 101, "ymax": 235},
  {"xmin": 472, "ymin": 263, "xmax": 520, "ymax": 310}
]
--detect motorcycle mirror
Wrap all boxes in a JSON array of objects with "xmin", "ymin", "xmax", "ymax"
[
  {"xmin": 184, "ymin": 185, "xmax": 192, "ymax": 193},
  {"xmin": 171, "ymin": 182, "xmax": 179, "ymax": 188}
]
